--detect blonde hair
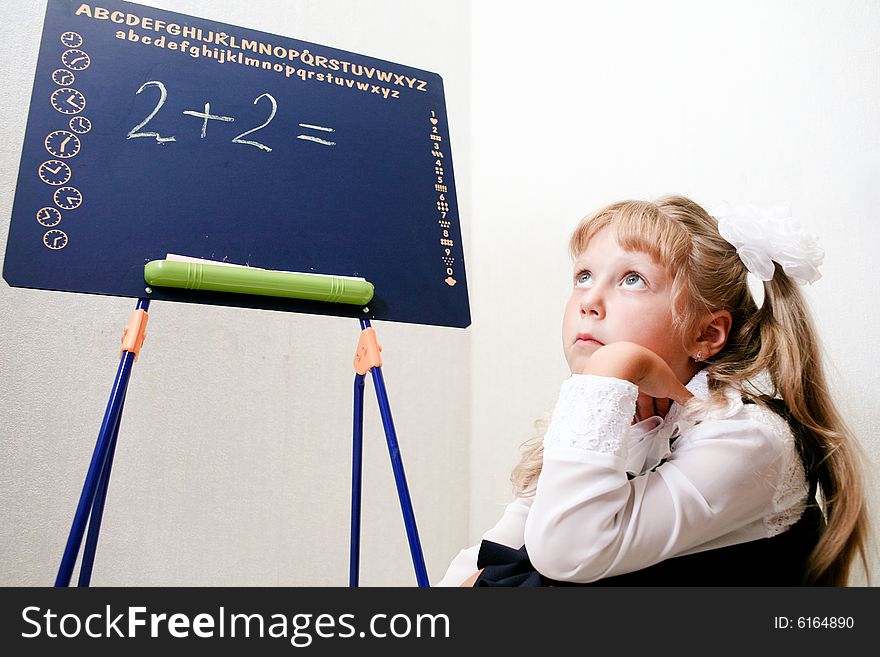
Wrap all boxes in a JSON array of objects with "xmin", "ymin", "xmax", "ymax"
[{"xmin": 511, "ymin": 194, "xmax": 873, "ymax": 585}]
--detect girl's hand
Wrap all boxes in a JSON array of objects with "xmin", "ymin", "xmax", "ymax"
[
  {"xmin": 460, "ymin": 569, "xmax": 483, "ymax": 587},
  {"xmin": 576, "ymin": 342, "xmax": 693, "ymax": 421}
]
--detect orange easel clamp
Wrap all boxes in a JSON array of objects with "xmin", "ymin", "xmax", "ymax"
[
  {"xmin": 120, "ymin": 309, "xmax": 148, "ymax": 361},
  {"xmin": 353, "ymin": 327, "xmax": 382, "ymax": 374}
]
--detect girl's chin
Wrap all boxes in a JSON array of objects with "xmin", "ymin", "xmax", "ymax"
[{"xmin": 566, "ymin": 354, "xmax": 595, "ymax": 374}]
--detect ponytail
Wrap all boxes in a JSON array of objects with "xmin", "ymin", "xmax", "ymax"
[{"xmin": 711, "ymin": 264, "xmax": 873, "ymax": 585}]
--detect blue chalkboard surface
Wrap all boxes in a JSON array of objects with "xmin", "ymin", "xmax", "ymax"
[{"xmin": 4, "ymin": 0, "xmax": 469, "ymax": 329}]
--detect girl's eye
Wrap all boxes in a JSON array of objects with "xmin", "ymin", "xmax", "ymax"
[
  {"xmin": 575, "ymin": 270, "xmax": 591, "ymax": 286},
  {"xmin": 623, "ymin": 272, "xmax": 646, "ymax": 289}
]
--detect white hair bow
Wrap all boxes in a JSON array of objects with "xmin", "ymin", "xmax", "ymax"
[{"xmin": 709, "ymin": 201, "xmax": 824, "ymax": 285}]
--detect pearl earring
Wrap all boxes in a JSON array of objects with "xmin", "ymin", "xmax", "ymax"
[{"xmin": 694, "ymin": 350, "xmax": 703, "ymax": 362}]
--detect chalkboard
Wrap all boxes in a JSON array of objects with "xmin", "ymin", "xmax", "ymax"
[{"xmin": 4, "ymin": 0, "xmax": 470, "ymax": 329}]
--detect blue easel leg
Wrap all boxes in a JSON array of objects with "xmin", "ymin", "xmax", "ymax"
[
  {"xmin": 350, "ymin": 373, "xmax": 366, "ymax": 587},
  {"xmin": 55, "ymin": 350, "xmax": 136, "ymax": 586},
  {"xmin": 77, "ymin": 381, "xmax": 128, "ymax": 587},
  {"xmin": 369, "ymin": 365, "xmax": 430, "ymax": 587},
  {"xmin": 55, "ymin": 299, "xmax": 149, "ymax": 587}
]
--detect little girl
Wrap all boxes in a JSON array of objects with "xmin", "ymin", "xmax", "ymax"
[{"xmin": 438, "ymin": 195, "xmax": 871, "ymax": 586}]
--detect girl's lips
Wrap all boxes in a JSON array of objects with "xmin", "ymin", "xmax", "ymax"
[{"xmin": 575, "ymin": 338, "xmax": 603, "ymax": 347}]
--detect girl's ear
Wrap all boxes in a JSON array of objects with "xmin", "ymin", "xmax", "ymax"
[{"xmin": 695, "ymin": 310, "xmax": 732, "ymax": 357}]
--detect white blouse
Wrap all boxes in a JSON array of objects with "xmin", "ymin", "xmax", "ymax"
[{"xmin": 436, "ymin": 369, "xmax": 809, "ymax": 586}]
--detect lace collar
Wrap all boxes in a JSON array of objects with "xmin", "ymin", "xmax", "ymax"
[{"xmin": 685, "ymin": 367, "xmax": 709, "ymax": 398}]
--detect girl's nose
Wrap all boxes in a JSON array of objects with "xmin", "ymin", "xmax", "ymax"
[{"xmin": 579, "ymin": 290, "xmax": 605, "ymax": 319}]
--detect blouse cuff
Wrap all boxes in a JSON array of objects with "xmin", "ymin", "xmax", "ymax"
[{"xmin": 542, "ymin": 374, "xmax": 639, "ymax": 458}]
